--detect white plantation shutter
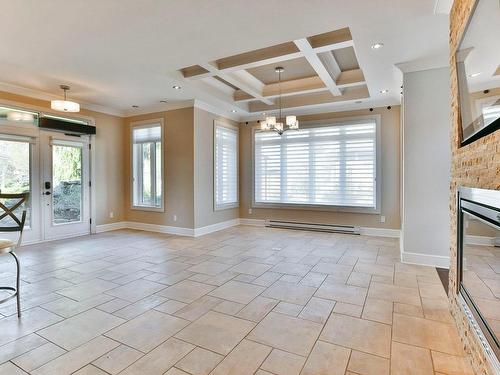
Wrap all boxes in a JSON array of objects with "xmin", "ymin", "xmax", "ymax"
[
  {"xmin": 215, "ymin": 123, "xmax": 238, "ymax": 209},
  {"xmin": 254, "ymin": 120, "xmax": 377, "ymax": 208}
]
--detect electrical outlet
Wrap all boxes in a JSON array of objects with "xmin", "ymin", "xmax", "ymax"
[
  {"xmin": 248, "ymin": 208, "xmax": 253, "ymax": 214},
  {"xmin": 173, "ymin": 214, "xmax": 177, "ymax": 222},
  {"xmin": 380, "ymin": 215, "xmax": 386, "ymax": 223},
  {"xmin": 109, "ymin": 211, "xmax": 114, "ymax": 219}
]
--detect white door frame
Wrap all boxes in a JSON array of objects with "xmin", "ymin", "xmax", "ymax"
[{"xmin": 0, "ymin": 99, "xmax": 97, "ymax": 244}]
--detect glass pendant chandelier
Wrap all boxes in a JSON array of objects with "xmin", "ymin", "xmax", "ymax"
[
  {"xmin": 260, "ymin": 67, "xmax": 299, "ymax": 135},
  {"xmin": 51, "ymin": 85, "xmax": 80, "ymax": 113}
]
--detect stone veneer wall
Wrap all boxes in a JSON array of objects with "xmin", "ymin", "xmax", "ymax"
[{"xmin": 449, "ymin": 0, "xmax": 500, "ymax": 374}]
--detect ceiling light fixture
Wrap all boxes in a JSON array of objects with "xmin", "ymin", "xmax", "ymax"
[
  {"xmin": 468, "ymin": 72, "xmax": 481, "ymax": 78},
  {"xmin": 380, "ymin": 89, "xmax": 389, "ymax": 94},
  {"xmin": 260, "ymin": 67, "xmax": 299, "ymax": 136},
  {"xmin": 173, "ymin": 85, "xmax": 181, "ymax": 90},
  {"xmin": 371, "ymin": 42, "xmax": 384, "ymax": 50},
  {"xmin": 160, "ymin": 100, "xmax": 168, "ymax": 104},
  {"xmin": 51, "ymin": 85, "xmax": 80, "ymax": 113}
]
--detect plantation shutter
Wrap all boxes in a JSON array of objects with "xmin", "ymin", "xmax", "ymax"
[{"xmin": 215, "ymin": 124, "xmax": 238, "ymax": 208}]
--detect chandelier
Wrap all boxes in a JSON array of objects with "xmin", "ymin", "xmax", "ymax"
[
  {"xmin": 51, "ymin": 85, "xmax": 80, "ymax": 113},
  {"xmin": 260, "ymin": 67, "xmax": 299, "ymax": 135}
]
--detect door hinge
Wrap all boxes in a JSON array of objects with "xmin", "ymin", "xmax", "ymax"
[
  {"xmin": 89, "ymin": 181, "xmax": 91, "ymax": 187},
  {"xmin": 90, "ymin": 218, "xmax": 92, "ymax": 224},
  {"xmin": 89, "ymin": 143, "xmax": 92, "ymax": 150}
]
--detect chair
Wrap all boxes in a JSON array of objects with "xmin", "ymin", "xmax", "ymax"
[{"xmin": 0, "ymin": 192, "xmax": 29, "ymax": 317}]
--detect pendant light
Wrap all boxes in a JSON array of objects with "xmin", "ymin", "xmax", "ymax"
[{"xmin": 51, "ymin": 85, "xmax": 80, "ymax": 113}]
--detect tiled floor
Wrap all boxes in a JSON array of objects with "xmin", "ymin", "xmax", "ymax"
[{"xmin": 0, "ymin": 226, "xmax": 475, "ymax": 375}]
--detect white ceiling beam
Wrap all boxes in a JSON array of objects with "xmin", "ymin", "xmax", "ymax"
[
  {"xmin": 294, "ymin": 38, "xmax": 342, "ymax": 96},
  {"xmin": 199, "ymin": 62, "xmax": 273, "ymax": 105}
]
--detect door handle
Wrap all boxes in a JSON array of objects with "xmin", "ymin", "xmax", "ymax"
[{"xmin": 43, "ymin": 191, "xmax": 52, "ymax": 195}]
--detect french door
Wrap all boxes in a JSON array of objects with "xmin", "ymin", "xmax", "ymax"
[
  {"xmin": 0, "ymin": 127, "xmax": 91, "ymax": 244},
  {"xmin": 40, "ymin": 131, "xmax": 90, "ymax": 241}
]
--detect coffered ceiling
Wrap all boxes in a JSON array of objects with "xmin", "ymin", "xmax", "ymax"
[
  {"xmin": 0, "ymin": 0, "xmax": 450, "ymax": 119},
  {"xmin": 181, "ymin": 27, "xmax": 370, "ymax": 115}
]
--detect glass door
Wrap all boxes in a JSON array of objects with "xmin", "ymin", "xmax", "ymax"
[
  {"xmin": 41, "ymin": 131, "xmax": 90, "ymax": 240},
  {"xmin": 0, "ymin": 133, "xmax": 41, "ymax": 244}
]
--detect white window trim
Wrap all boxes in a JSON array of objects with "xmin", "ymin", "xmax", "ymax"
[
  {"xmin": 251, "ymin": 114, "xmax": 381, "ymax": 214},
  {"xmin": 130, "ymin": 118, "xmax": 164, "ymax": 212},
  {"xmin": 213, "ymin": 120, "xmax": 239, "ymax": 211}
]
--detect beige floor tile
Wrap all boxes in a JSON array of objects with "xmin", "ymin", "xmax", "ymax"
[
  {"xmin": 106, "ymin": 309, "xmax": 189, "ymax": 352},
  {"xmin": 261, "ymin": 349, "xmax": 306, "ymax": 375},
  {"xmin": 208, "ymin": 280, "xmax": 265, "ymax": 304},
  {"xmin": 252, "ymin": 271, "xmax": 282, "ymax": 287},
  {"xmin": 298, "ymin": 297, "xmax": 335, "ymax": 324},
  {"xmin": 262, "ymin": 281, "xmax": 316, "ymax": 305},
  {"xmin": 0, "ymin": 362, "xmax": 28, "ymax": 375},
  {"xmin": 188, "ymin": 261, "xmax": 232, "ymax": 276},
  {"xmin": 421, "ymin": 297, "xmax": 454, "ymax": 323},
  {"xmin": 42, "ymin": 294, "xmax": 115, "ymax": 318},
  {"xmin": 145, "ymin": 260, "xmax": 191, "ymax": 275},
  {"xmin": 165, "ymin": 368, "xmax": 191, "ymax": 375},
  {"xmin": 237, "ymin": 296, "xmax": 279, "ymax": 322},
  {"xmin": 105, "ymin": 279, "xmax": 166, "ymax": 302},
  {"xmin": 347, "ymin": 350, "xmax": 390, "ymax": 375},
  {"xmin": 248, "ymin": 312, "xmax": 322, "ymax": 356},
  {"xmin": 362, "ymin": 298, "xmax": 393, "ymax": 324},
  {"xmin": 212, "ymin": 300, "xmax": 245, "ymax": 315},
  {"xmin": 418, "ymin": 281, "xmax": 447, "ymax": 299},
  {"xmin": 393, "ymin": 302, "xmax": 424, "ymax": 317},
  {"xmin": 175, "ymin": 346, "xmax": 223, "ymax": 375},
  {"xmin": 431, "ymin": 351, "xmax": 474, "ymax": 375},
  {"xmin": 367, "ymin": 282, "xmax": 421, "ymax": 306},
  {"xmin": 300, "ymin": 340, "xmax": 350, "ymax": 375},
  {"xmin": 12, "ymin": 342, "xmax": 66, "ymax": 372},
  {"xmin": 158, "ymin": 280, "xmax": 216, "ymax": 303},
  {"xmin": 347, "ymin": 272, "xmax": 372, "ymax": 288},
  {"xmin": 271, "ymin": 262, "xmax": 312, "ymax": 277},
  {"xmin": 0, "ymin": 334, "xmax": 48, "ymax": 364},
  {"xmin": 174, "ymin": 295, "xmax": 223, "ymax": 321},
  {"xmin": 155, "ymin": 299, "xmax": 188, "ymax": 314},
  {"xmin": 333, "ymin": 302, "xmax": 363, "ymax": 317},
  {"xmin": 311, "ymin": 262, "xmax": 353, "ymax": 279},
  {"xmin": 92, "ymin": 344, "xmax": 143, "ymax": 374},
  {"xmin": 229, "ymin": 261, "xmax": 272, "ymax": 276},
  {"xmin": 73, "ymin": 364, "xmax": 108, "ymax": 375},
  {"xmin": 316, "ymin": 281, "xmax": 368, "ymax": 306},
  {"xmin": 31, "ymin": 336, "xmax": 120, "ymax": 375},
  {"xmin": 300, "ymin": 272, "xmax": 327, "ymax": 287},
  {"xmin": 112, "ymin": 294, "xmax": 168, "ymax": 320},
  {"xmin": 390, "ymin": 341, "xmax": 433, "ymax": 375},
  {"xmin": 56, "ymin": 279, "xmax": 118, "ymax": 301},
  {"xmin": 120, "ymin": 337, "xmax": 194, "ymax": 375},
  {"xmin": 354, "ymin": 262, "xmax": 394, "ymax": 278},
  {"xmin": 97, "ymin": 297, "xmax": 131, "ymax": 313},
  {"xmin": 0, "ymin": 307, "xmax": 63, "ymax": 346},
  {"xmin": 37, "ymin": 309, "xmax": 124, "ymax": 350},
  {"xmin": 175, "ymin": 311, "xmax": 255, "ymax": 355},
  {"xmin": 320, "ymin": 314, "xmax": 391, "ymax": 358},
  {"xmin": 273, "ymin": 301, "xmax": 303, "ymax": 316},
  {"xmin": 392, "ymin": 313, "xmax": 463, "ymax": 355},
  {"xmin": 210, "ymin": 339, "xmax": 272, "ymax": 375}
]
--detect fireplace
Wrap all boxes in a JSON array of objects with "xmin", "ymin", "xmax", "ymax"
[{"xmin": 457, "ymin": 187, "xmax": 500, "ymax": 368}]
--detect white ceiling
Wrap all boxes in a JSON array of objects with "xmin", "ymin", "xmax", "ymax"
[{"xmin": 0, "ymin": 0, "xmax": 450, "ymax": 119}]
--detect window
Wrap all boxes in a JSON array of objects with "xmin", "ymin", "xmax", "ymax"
[
  {"xmin": 214, "ymin": 121, "xmax": 238, "ymax": 210},
  {"xmin": 254, "ymin": 118, "xmax": 379, "ymax": 211},
  {"xmin": 131, "ymin": 120, "xmax": 163, "ymax": 210}
]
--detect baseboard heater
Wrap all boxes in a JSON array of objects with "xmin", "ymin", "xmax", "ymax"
[{"xmin": 265, "ymin": 219, "xmax": 360, "ymax": 235}]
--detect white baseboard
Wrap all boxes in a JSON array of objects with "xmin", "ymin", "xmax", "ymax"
[
  {"xmin": 465, "ymin": 235, "xmax": 496, "ymax": 246},
  {"xmin": 95, "ymin": 222, "xmax": 128, "ymax": 233},
  {"xmin": 126, "ymin": 221, "xmax": 194, "ymax": 237},
  {"xmin": 401, "ymin": 251, "xmax": 450, "ymax": 268},
  {"xmin": 359, "ymin": 227, "xmax": 401, "ymax": 238},
  {"xmin": 193, "ymin": 219, "xmax": 240, "ymax": 237},
  {"xmin": 239, "ymin": 218, "xmax": 266, "ymax": 226}
]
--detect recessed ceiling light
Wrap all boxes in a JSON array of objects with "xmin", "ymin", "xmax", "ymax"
[
  {"xmin": 132, "ymin": 105, "xmax": 139, "ymax": 108},
  {"xmin": 468, "ymin": 72, "xmax": 481, "ymax": 78},
  {"xmin": 380, "ymin": 89, "xmax": 389, "ymax": 94},
  {"xmin": 230, "ymin": 109, "xmax": 237, "ymax": 113},
  {"xmin": 371, "ymin": 42, "xmax": 384, "ymax": 50},
  {"xmin": 173, "ymin": 85, "xmax": 181, "ymax": 90},
  {"xmin": 160, "ymin": 100, "xmax": 168, "ymax": 103}
]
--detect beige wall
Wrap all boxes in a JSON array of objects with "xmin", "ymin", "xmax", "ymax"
[
  {"xmin": 193, "ymin": 108, "xmax": 239, "ymax": 228},
  {"xmin": 0, "ymin": 91, "xmax": 126, "ymax": 226},
  {"xmin": 239, "ymin": 106, "xmax": 401, "ymax": 229},
  {"xmin": 124, "ymin": 108, "xmax": 195, "ymax": 229}
]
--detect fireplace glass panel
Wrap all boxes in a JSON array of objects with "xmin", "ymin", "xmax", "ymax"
[{"xmin": 463, "ymin": 212, "xmax": 500, "ymax": 341}]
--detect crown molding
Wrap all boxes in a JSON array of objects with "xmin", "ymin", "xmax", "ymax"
[
  {"xmin": 123, "ymin": 99, "xmax": 197, "ymax": 117},
  {"xmin": 395, "ymin": 54, "xmax": 450, "ymax": 74},
  {"xmin": 0, "ymin": 81, "xmax": 126, "ymax": 117}
]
